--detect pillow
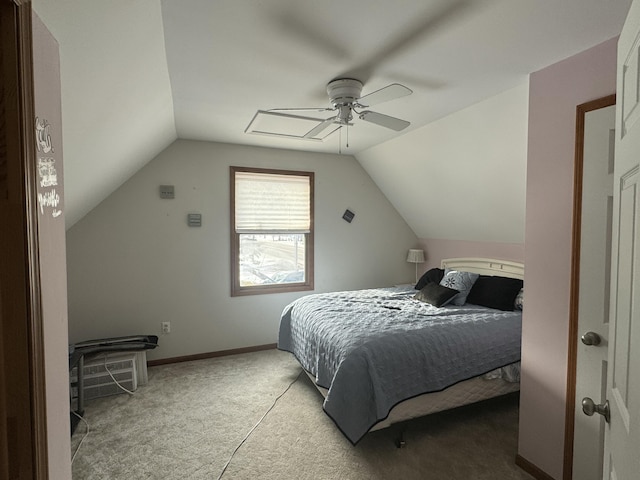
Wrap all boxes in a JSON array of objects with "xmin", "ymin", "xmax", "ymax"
[
  {"xmin": 514, "ymin": 288, "xmax": 524, "ymax": 310},
  {"xmin": 466, "ymin": 276, "xmax": 524, "ymax": 311},
  {"xmin": 414, "ymin": 282, "xmax": 459, "ymax": 307},
  {"xmin": 439, "ymin": 269, "xmax": 479, "ymax": 306},
  {"xmin": 415, "ymin": 267, "xmax": 445, "ymax": 290}
]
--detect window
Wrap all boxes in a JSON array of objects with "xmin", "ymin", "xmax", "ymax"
[{"xmin": 230, "ymin": 166, "xmax": 314, "ymax": 296}]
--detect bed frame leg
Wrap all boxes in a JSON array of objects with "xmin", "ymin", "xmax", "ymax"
[{"xmin": 394, "ymin": 428, "xmax": 406, "ymax": 448}]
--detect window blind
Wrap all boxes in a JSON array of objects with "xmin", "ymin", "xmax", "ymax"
[{"xmin": 235, "ymin": 171, "xmax": 310, "ymax": 233}]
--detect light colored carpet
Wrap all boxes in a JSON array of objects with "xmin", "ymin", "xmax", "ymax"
[{"xmin": 71, "ymin": 349, "xmax": 533, "ymax": 479}]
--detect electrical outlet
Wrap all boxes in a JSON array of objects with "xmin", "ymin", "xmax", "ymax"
[{"xmin": 161, "ymin": 322, "xmax": 171, "ymax": 334}]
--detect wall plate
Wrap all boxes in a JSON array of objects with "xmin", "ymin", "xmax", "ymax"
[
  {"xmin": 188, "ymin": 213, "xmax": 202, "ymax": 227},
  {"xmin": 159, "ymin": 185, "xmax": 175, "ymax": 199},
  {"xmin": 342, "ymin": 209, "xmax": 355, "ymax": 223}
]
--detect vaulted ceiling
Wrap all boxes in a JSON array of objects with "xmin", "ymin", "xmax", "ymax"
[{"xmin": 32, "ymin": 0, "xmax": 632, "ymax": 228}]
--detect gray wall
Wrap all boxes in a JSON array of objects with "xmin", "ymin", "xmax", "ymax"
[{"xmin": 66, "ymin": 140, "xmax": 418, "ymax": 360}]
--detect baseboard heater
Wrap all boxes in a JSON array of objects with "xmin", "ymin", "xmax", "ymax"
[
  {"xmin": 69, "ymin": 334, "xmax": 159, "ymax": 434},
  {"xmin": 70, "ymin": 351, "xmax": 148, "ymax": 402}
]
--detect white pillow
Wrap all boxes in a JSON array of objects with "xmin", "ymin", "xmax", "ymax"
[
  {"xmin": 439, "ymin": 269, "xmax": 479, "ymax": 306},
  {"xmin": 514, "ymin": 288, "xmax": 524, "ymax": 310}
]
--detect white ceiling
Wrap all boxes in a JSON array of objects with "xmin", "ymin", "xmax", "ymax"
[{"xmin": 33, "ymin": 0, "xmax": 632, "ymax": 227}]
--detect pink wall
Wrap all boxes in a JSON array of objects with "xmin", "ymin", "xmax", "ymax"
[
  {"xmin": 519, "ymin": 37, "xmax": 617, "ymax": 479},
  {"xmin": 33, "ymin": 13, "xmax": 72, "ymax": 479},
  {"xmin": 417, "ymin": 238, "xmax": 524, "ymax": 272}
]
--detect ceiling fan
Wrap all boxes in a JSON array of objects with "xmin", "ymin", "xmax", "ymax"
[
  {"xmin": 245, "ymin": 78, "xmax": 412, "ymax": 141},
  {"xmin": 247, "ymin": 2, "xmax": 478, "ymax": 145}
]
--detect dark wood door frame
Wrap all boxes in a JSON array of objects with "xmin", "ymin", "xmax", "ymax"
[
  {"xmin": 563, "ymin": 93, "xmax": 616, "ymax": 480},
  {"xmin": 1, "ymin": 0, "xmax": 49, "ymax": 478}
]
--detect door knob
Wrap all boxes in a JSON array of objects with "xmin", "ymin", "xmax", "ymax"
[
  {"xmin": 582, "ymin": 397, "xmax": 610, "ymax": 423},
  {"xmin": 581, "ymin": 331, "xmax": 602, "ymax": 346}
]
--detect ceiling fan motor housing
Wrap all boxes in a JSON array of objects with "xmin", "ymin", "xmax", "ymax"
[{"xmin": 327, "ymin": 78, "xmax": 363, "ymax": 106}]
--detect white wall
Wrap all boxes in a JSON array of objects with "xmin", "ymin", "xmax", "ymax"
[
  {"xmin": 356, "ymin": 82, "xmax": 529, "ymax": 244},
  {"xmin": 66, "ymin": 140, "xmax": 418, "ymax": 360}
]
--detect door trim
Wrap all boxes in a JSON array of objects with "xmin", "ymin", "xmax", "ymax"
[
  {"xmin": 563, "ymin": 93, "xmax": 616, "ymax": 480},
  {"xmin": 1, "ymin": 0, "xmax": 48, "ymax": 477}
]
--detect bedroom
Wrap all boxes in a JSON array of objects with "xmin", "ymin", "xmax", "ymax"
[{"xmin": 1, "ymin": 0, "xmax": 635, "ymax": 479}]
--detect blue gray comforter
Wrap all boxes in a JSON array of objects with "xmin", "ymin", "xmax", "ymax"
[{"xmin": 277, "ymin": 286, "xmax": 522, "ymax": 444}]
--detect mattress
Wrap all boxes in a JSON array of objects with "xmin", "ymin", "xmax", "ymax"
[{"xmin": 305, "ymin": 366, "xmax": 519, "ymax": 431}]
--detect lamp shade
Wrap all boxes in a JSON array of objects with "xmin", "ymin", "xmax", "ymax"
[{"xmin": 406, "ymin": 249, "xmax": 425, "ymax": 264}]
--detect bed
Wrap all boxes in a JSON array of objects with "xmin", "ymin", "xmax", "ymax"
[{"xmin": 277, "ymin": 257, "xmax": 524, "ymax": 444}]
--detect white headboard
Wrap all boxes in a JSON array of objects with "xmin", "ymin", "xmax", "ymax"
[{"xmin": 440, "ymin": 258, "xmax": 524, "ymax": 280}]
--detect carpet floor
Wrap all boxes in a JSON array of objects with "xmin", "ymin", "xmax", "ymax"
[{"xmin": 70, "ymin": 349, "xmax": 533, "ymax": 479}]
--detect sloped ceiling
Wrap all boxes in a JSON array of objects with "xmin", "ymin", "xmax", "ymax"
[
  {"xmin": 32, "ymin": 0, "xmax": 177, "ymax": 227},
  {"xmin": 32, "ymin": 0, "xmax": 631, "ymax": 229}
]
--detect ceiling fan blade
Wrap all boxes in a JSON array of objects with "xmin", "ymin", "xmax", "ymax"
[
  {"xmin": 358, "ymin": 84, "xmax": 412, "ymax": 107},
  {"xmin": 305, "ymin": 117, "xmax": 338, "ymax": 138},
  {"xmin": 336, "ymin": 0, "xmax": 475, "ymax": 84},
  {"xmin": 387, "ymin": 72, "xmax": 447, "ymax": 91},
  {"xmin": 268, "ymin": 107, "xmax": 333, "ymax": 113},
  {"xmin": 358, "ymin": 111, "xmax": 410, "ymax": 132},
  {"xmin": 267, "ymin": 8, "xmax": 350, "ymax": 61}
]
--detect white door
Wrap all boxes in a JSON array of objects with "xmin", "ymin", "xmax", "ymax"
[
  {"xmin": 604, "ymin": 1, "xmax": 640, "ymax": 477},
  {"xmin": 573, "ymin": 103, "xmax": 615, "ymax": 480}
]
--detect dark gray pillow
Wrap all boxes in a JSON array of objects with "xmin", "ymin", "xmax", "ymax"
[
  {"xmin": 414, "ymin": 282, "xmax": 459, "ymax": 307},
  {"xmin": 466, "ymin": 276, "xmax": 524, "ymax": 311},
  {"xmin": 415, "ymin": 267, "xmax": 445, "ymax": 290}
]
